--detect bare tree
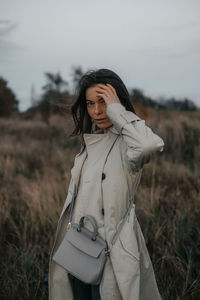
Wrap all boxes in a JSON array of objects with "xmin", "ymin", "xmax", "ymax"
[
  {"xmin": 70, "ymin": 65, "xmax": 84, "ymax": 93},
  {"xmin": 0, "ymin": 77, "xmax": 19, "ymax": 117}
]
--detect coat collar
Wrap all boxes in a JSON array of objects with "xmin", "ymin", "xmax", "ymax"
[
  {"xmin": 70, "ymin": 125, "xmax": 119, "ymax": 187},
  {"xmin": 108, "ymin": 125, "xmax": 119, "ymax": 135},
  {"xmin": 92, "ymin": 125, "xmax": 118, "ymax": 135}
]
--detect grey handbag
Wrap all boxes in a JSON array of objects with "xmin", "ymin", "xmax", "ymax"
[
  {"xmin": 52, "ymin": 135, "xmax": 142, "ymax": 285},
  {"xmin": 53, "ymin": 215, "xmax": 109, "ymax": 284}
]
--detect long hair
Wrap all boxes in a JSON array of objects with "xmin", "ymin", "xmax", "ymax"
[
  {"xmin": 70, "ymin": 68, "xmax": 136, "ymax": 152},
  {"xmin": 71, "ymin": 69, "xmax": 135, "ymax": 135}
]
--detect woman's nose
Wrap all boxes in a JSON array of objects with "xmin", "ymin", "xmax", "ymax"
[{"xmin": 94, "ymin": 103, "xmax": 103, "ymax": 114}]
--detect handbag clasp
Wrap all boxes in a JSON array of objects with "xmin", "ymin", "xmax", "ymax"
[
  {"xmin": 105, "ymin": 244, "xmax": 113, "ymax": 256},
  {"xmin": 67, "ymin": 222, "xmax": 71, "ymax": 230}
]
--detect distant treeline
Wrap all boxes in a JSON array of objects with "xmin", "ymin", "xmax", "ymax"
[
  {"xmin": 129, "ymin": 88, "xmax": 197, "ymax": 111},
  {"xmin": 0, "ymin": 66, "xmax": 198, "ymax": 119}
]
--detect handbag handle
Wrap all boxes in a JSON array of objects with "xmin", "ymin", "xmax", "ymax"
[{"xmin": 77, "ymin": 215, "xmax": 98, "ymax": 241}]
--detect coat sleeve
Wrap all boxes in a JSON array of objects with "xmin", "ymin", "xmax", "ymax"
[{"xmin": 106, "ymin": 102, "xmax": 165, "ymax": 171}]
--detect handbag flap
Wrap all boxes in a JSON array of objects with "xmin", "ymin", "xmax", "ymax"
[{"xmin": 65, "ymin": 225, "xmax": 107, "ymax": 258}]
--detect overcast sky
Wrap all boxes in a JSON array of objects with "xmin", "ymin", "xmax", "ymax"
[{"xmin": 0, "ymin": 0, "xmax": 200, "ymax": 111}]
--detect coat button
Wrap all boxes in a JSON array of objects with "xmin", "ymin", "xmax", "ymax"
[
  {"xmin": 101, "ymin": 208, "xmax": 104, "ymax": 216},
  {"xmin": 101, "ymin": 173, "xmax": 106, "ymax": 180}
]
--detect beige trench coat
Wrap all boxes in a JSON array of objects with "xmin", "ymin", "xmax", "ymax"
[{"xmin": 49, "ymin": 103, "xmax": 165, "ymax": 300}]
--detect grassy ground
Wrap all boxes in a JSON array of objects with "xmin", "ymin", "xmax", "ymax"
[{"xmin": 0, "ymin": 108, "xmax": 200, "ymax": 300}]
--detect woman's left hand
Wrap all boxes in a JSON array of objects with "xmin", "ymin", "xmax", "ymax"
[{"xmin": 96, "ymin": 83, "xmax": 121, "ymax": 106}]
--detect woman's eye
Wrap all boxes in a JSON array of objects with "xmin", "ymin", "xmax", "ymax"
[{"xmin": 87, "ymin": 102, "xmax": 93, "ymax": 106}]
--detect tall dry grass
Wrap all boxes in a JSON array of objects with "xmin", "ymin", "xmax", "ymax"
[{"xmin": 0, "ymin": 109, "xmax": 200, "ymax": 300}]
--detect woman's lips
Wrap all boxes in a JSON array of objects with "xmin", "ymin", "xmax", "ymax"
[{"xmin": 95, "ymin": 118, "xmax": 106, "ymax": 123}]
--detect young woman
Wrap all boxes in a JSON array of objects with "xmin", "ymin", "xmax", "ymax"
[{"xmin": 49, "ymin": 69, "xmax": 164, "ymax": 300}]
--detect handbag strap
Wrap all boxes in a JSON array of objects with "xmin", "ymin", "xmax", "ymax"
[
  {"xmin": 68, "ymin": 134, "xmax": 120, "ymax": 224},
  {"xmin": 105, "ymin": 165, "xmax": 143, "ymax": 254}
]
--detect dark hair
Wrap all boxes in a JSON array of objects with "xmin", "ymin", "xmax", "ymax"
[{"xmin": 70, "ymin": 68, "xmax": 136, "ymax": 151}]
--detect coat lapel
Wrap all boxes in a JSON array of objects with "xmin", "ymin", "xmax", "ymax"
[
  {"xmin": 71, "ymin": 125, "xmax": 118, "ymax": 187},
  {"xmin": 70, "ymin": 149, "xmax": 87, "ymax": 188}
]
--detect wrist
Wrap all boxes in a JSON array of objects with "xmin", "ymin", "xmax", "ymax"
[{"xmin": 106, "ymin": 100, "xmax": 121, "ymax": 107}]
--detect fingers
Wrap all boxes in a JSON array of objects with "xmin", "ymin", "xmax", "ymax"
[
  {"xmin": 97, "ymin": 83, "xmax": 116, "ymax": 96},
  {"xmin": 107, "ymin": 84, "xmax": 118, "ymax": 98},
  {"xmin": 96, "ymin": 84, "xmax": 111, "ymax": 97},
  {"xmin": 97, "ymin": 83, "xmax": 113, "ymax": 91},
  {"xmin": 96, "ymin": 89, "xmax": 109, "ymax": 98},
  {"xmin": 96, "ymin": 83, "xmax": 120, "ymax": 104},
  {"xmin": 106, "ymin": 83, "xmax": 116, "ymax": 94}
]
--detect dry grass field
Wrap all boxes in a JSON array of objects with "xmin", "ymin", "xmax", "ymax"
[{"xmin": 0, "ymin": 107, "xmax": 200, "ymax": 300}]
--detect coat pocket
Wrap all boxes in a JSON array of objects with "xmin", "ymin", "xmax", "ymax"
[
  {"xmin": 118, "ymin": 206, "xmax": 140, "ymax": 261},
  {"xmin": 119, "ymin": 234, "xmax": 140, "ymax": 261}
]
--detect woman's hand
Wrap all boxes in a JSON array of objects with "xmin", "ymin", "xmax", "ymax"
[{"xmin": 96, "ymin": 83, "xmax": 121, "ymax": 106}]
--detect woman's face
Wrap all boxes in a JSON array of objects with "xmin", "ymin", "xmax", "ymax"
[{"xmin": 85, "ymin": 85, "xmax": 113, "ymax": 131}]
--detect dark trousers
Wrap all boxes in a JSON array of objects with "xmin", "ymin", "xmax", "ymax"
[{"xmin": 71, "ymin": 275, "xmax": 101, "ymax": 300}]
